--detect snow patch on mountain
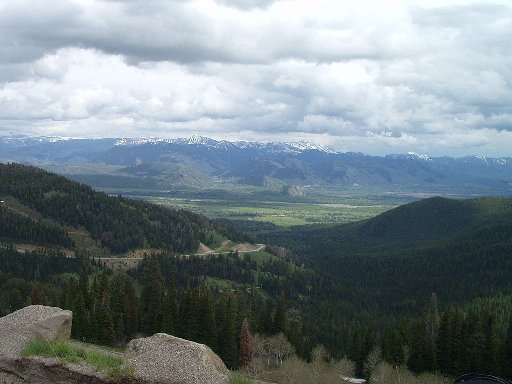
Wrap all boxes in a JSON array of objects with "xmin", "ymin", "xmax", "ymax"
[{"xmin": 112, "ymin": 135, "xmax": 335, "ymax": 154}]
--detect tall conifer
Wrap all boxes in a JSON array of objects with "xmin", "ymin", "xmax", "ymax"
[
  {"xmin": 273, "ymin": 290, "xmax": 287, "ymax": 335},
  {"xmin": 219, "ymin": 292, "xmax": 238, "ymax": 369},
  {"xmin": 141, "ymin": 255, "xmax": 164, "ymax": 335}
]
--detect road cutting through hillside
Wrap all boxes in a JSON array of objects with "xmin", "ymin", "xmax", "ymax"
[{"xmin": 99, "ymin": 243, "xmax": 267, "ymax": 272}]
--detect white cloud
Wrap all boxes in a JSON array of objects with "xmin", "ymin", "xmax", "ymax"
[{"xmin": 0, "ymin": 0, "xmax": 511, "ymax": 156}]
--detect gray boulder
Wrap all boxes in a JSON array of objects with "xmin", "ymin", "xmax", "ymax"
[
  {"xmin": 126, "ymin": 333, "xmax": 229, "ymax": 384},
  {"xmin": 0, "ymin": 305, "xmax": 72, "ymax": 358}
]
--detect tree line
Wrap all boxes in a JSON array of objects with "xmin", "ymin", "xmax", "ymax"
[
  {"xmin": 1, "ymin": 245, "xmax": 512, "ymax": 379},
  {"xmin": 348, "ymin": 293, "xmax": 512, "ymax": 380}
]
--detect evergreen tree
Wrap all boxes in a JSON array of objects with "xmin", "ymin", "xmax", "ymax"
[
  {"xmin": 78, "ymin": 255, "xmax": 90, "ymax": 308},
  {"xmin": 72, "ymin": 292, "xmax": 88, "ymax": 341},
  {"xmin": 162, "ymin": 280, "xmax": 178, "ymax": 335},
  {"xmin": 122, "ymin": 276, "xmax": 139, "ymax": 339},
  {"xmin": 261, "ymin": 304, "xmax": 274, "ymax": 335},
  {"xmin": 437, "ymin": 310, "xmax": 452, "ymax": 374},
  {"xmin": 482, "ymin": 311, "xmax": 498, "ymax": 374},
  {"xmin": 219, "ymin": 292, "xmax": 238, "ymax": 369},
  {"xmin": 349, "ymin": 329, "xmax": 375, "ymax": 377},
  {"xmin": 437, "ymin": 307, "xmax": 464, "ymax": 375},
  {"xmin": 110, "ymin": 273, "xmax": 126, "ymax": 343},
  {"xmin": 424, "ymin": 292, "xmax": 439, "ymax": 370},
  {"xmin": 178, "ymin": 282, "xmax": 199, "ymax": 340},
  {"xmin": 451, "ymin": 308, "xmax": 465, "ymax": 375},
  {"xmin": 273, "ymin": 290, "xmax": 287, "ymax": 335},
  {"xmin": 408, "ymin": 319, "xmax": 427, "ymax": 373},
  {"xmin": 30, "ymin": 282, "xmax": 46, "ymax": 305},
  {"xmin": 464, "ymin": 309, "xmax": 485, "ymax": 373},
  {"xmin": 96, "ymin": 292, "xmax": 115, "ymax": 345},
  {"xmin": 197, "ymin": 285, "xmax": 217, "ymax": 349},
  {"xmin": 94, "ymin": 270, "xmax": 115, "ymax": 345},
  {"xmin": 141, "ymin": 256, "xmax": 165, "ymax": 335},
  {"xmin": 383, "ymin": 330, "xmax": 405, "ymax": 367}
]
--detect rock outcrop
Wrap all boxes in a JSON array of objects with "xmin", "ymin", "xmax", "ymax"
[
  {"xmin": 0, "ymin": 306, "xmax": 72, "ymax": 358},
  {"xmin": 126, "ymin": 333, "xmax": 229, "ymax": 384},
  {"xmin": 0, "ymin": 306, "xmax": 229, "ymax": 384}
]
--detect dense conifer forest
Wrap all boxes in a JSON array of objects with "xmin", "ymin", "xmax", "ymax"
[
  {"xmin": 0, "ymin": 163, "xmax": 249, "ymax": 253},
  {"xmin": 1, "ymin": 163, "xmax": 512, "ymax": 380}
]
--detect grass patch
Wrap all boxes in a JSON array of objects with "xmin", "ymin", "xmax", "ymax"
[
  {"xmin": 205, "ymin": 276, "xmax": 235, "ymax": 291},
  {"xmin": 229, "ymin": 372, "xmax": 254, "ymax": 384},
  {"xmin": 207, "ymin": 230, "xmax": 228, "ymax": 249},
  {"xmin": 244, "ymin": 250, "xmax": 277, "ymax": 265},
  {"xmin": 22, "ymin": 337, "xmax": 130, "ymax": 380}
]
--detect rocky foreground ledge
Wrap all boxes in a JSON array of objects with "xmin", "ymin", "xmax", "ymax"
[{"xmin": 0, "ymin": 305, "xmax": 229, "ymax": 384}]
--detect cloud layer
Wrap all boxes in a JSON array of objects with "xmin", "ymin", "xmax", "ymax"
[{"xmin": 1, "ymin": 0, "xmax": 511, "ymax": 156}]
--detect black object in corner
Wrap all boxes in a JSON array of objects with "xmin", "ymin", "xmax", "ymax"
[{"xmin": 454, "ymin": 374, "xmax": 512, "ymax": 384}]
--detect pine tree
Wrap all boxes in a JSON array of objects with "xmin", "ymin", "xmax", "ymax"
[
  {"xmin": 89, "ymin": 275, "xmax": 100, "ymax": 343},
  {"xmin": 239, "ymin": 318, "xmax": 253, "ymax": 367},
  {"xmin": 464, "ymin": 309, "xmax": 485, "ymax": 373},
  {"xmin": 437, "ymin": 310, "xmax": 453, "ymax": 374},
  {"xmin": 348, "ymin": 329, "xmax": 370, "ymax": 378},
  {"xmin": 141, "ymin": 256, "xmax": 164, "ymax": 335},
  {"xmin": 408, "ymin": 319, "xmax": 426, "ymax": 373},
  {"xmin": 123, "ymin": 276, "xmax": 138, "ymax": 339},
  {"xmin": 162, "ymin": 280, "xmax": 178, "ymax": 335},
  {"xmin": 73, "ymin": 292, "xmax": 88, "ymax": 341},
  {"xmin": 178, "ymin": 282, "xmax": 199, "ymax": 340},
  {"xmin": 197, "ymin": 285, "xmax": 217, "ymax": 349},
  {"xmin": 437, "ymin": 308, "xmax": 464, "ymax": 375},
  {"xmin": 97, "ymin": 292, "xmax": 115, "ymax": 345},
  {"xmin": 110, "ymin": 273, "xmax": 126, "ymax": 343},
  {"xmin": 94, "ymin": 270, "xmax": 115, "ymax": 345},
  {"xmin": 261, "ymin": 304, "xmax": 274, "ymax": 335},
  {"xmin": 482, "ymin": 311, "xmax": 498, "ymax": 375},
  {"xmin": 30, "ymin": 282, "xmax": 46, "ymax": 305},
  {"xmin": 424, "ymin": 292, "xmax": 439, "ymax": 370},
  {"xmin": 384, "ymin": 330, "xmax": 405, "ymax": 367},
  {"xmin": 273, "ymin": 290, "xmax": 287, "ymax": 335},
  {"xmin": 219, "ymin": 292, "xmax": 238, "ymax": 369},
  {"xmin": 451, "ymin": 307, "xmax": 465, "ymax": 376},
  {"xmin": 78, "ymin": 254, "xmax": 90, "ymax": 308}
]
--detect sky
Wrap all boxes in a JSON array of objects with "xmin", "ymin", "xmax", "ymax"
[{"xmin": 1, "ymin": 0, "xmax": 512, "ymax": 156}]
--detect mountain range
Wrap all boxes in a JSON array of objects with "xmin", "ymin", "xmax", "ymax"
[{"xmin": 1, "ymin": 135, "xmax": 511, "ymax": 194}]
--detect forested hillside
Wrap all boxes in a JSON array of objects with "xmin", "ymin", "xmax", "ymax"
[
  {"xmin": 0, "ymin": 163, "xmax": 247, "ymax": 254},
  {"xmin": 251, "ymin": 196, "xmax": 512, "ymax": 378},
  {"xmin": 257, "ymin": 197, "xmax": 512, "ymax": 310},
  {"xmin": 0, "ymin": 163, "xmax": 321, "ymax": 369},
  {"xmin": 2, "ymin": 164, "xmax": 512, "ymax": 380}
]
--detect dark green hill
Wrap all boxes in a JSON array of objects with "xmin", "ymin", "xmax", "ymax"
[
  {"xmin": 259, "ymin": 196, "xmax": 512, "ymax": 311},
  {"xmin": 265, "ymin": 196, "xmax": 512, "ymax": 254},
  {"xmin": 0, "ymin": 163, "xmax": 247, "ymax": 254},
  {"xmin": 337, "ymin": 196, "xmax": 512, "ymax": 250}
]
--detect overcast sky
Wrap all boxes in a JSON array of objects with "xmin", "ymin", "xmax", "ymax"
[{"xmin": 1, "ymin": 0, "xmax": 511, "ymax": 156}]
